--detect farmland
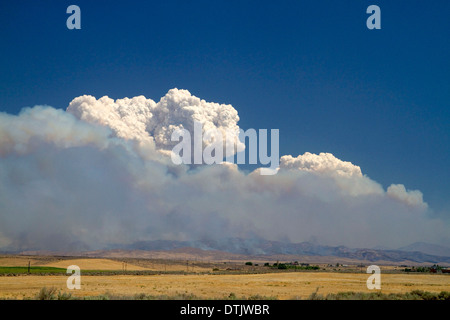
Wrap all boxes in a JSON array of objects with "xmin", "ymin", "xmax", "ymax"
[{"xmin": 0, "ymin": 254, "xmax": 449, "ymax": 300}]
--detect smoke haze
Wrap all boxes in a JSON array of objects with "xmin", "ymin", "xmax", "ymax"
[{"xmin": 0, "ymin": 89, "xmax": 447, "ymax": 251}]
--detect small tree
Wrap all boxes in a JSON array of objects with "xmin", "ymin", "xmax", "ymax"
[{"xmin": 245, "ymin": 262, "xmax": 253, "ymax": 266}]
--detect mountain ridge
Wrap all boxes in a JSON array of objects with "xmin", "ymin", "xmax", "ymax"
[
  {"xmin": 119, "ymin": 238, "xmax": 450, "ymax": 264},
  {"xmin": 397, "ymin": 242, "xmax": 450, "ymax": 257},
  {"xmin": 12, "ymin": 238, "xmax": 450, "ymax": 265}
]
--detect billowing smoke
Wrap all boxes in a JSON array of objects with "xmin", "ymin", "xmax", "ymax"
[
  {"xmin": 387, "ymin": 184, "xmax": 427, "ymax": 209},
  {"xmin": 280, "ymin": 153, "xmax": 363, "ymax": 177},
  {"xmin": 0, "ymin": 106, "xmax": 110, "ymax": 155},
  {"xmin": 0, "ymin": 89, "xmax": 448, "ymax": 251},
  {"xmin": 67, "ymin": 88, "xmax": 244, "ymax": 159}
]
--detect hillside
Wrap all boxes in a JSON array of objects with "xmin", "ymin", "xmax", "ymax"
[
  {"xmin": 398, "ymin": 242, "xmax": 450, "ymax": 257},
  {"xmin": 17, "ymin": 238, "xmax": 450, "ymax": 266}
]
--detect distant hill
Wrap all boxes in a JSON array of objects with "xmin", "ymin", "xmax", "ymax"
[
  {"xmin": 398, "ymin": 242, "xmax": 450, "ymax": 257},
  {"xmin": 16, "ymin": 238, "xmax": 450, "ymax": 265},
  {"xmin": 119, "ymin": 238, "xmax": 450, "ymax": 265}
]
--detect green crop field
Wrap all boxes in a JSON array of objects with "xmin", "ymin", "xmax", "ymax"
[{"xmin": 0, "ymin": 266, "xmax": 67, "ymax": 275}]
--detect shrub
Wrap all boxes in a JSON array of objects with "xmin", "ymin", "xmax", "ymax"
[
  {"xmin": 308, "ymin": 287, "xmax": 322, "ymax": 300},
  {"xmin": 36, "ymin": 287, "xmax": 58, "ymax": 300},
  {"xmin": 438, "ymin": 291, "xmax": 450, "ymax": 300},
  {"xmin": 134, "ymin": 293, "xmax": 147, "ymax": 300},
  {"xmin": 57, "ymin": 291, "xmax": 73, "ymax": 300},
  {"xmin": 306, "ymin": 290, "xmax": 450, "ymax": 300},
  {"xmin": 228, "ymin": 292, "xmax": 237, "ymax": 300}
]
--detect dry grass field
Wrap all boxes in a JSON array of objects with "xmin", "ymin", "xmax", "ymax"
[
  {"xmin": 1, "ymin": 255, "xmax": 448, "ymax": 300},
  {"xmin": 0, "ymin": 255, "xmax": 212, "ymax": 273},
  {"xmin": 42, "ymin": 258, "xmax": 213, "ymax": 273},
  {"xmin": 0, "ymin": 261, "xmax": 448, "ymax": 299},
  {"xmin": 42, "ymin": 259, "xmax": 148, "ymax": 271}
]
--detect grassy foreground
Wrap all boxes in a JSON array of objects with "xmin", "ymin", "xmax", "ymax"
[
  {"xmin": 1, "ymin": 272, "xmax": 449, "ymax": 300},
  {"xmin": 25, "ymin": 287, "xmax": 450, "ymax": 300},
  {"xmin": 1, "ymin": 257, "xmax": 449, "ymax": 300}
]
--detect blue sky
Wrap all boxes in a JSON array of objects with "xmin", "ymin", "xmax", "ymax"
[{"xmin": 1, "ymin": 0, "xmax": 449, "ymax": 218}]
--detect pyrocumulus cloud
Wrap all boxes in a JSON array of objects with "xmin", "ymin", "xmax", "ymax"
[{"xmin": 0, "ymin": 89, "xmax": 447, "ymax": 252}]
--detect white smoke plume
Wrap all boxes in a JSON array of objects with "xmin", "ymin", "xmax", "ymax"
[
  {"xmin": 67, "ymin": 88, "xmax": 244, "ymax": 158},
  {"xmin": 387, "ymin": 184, "xmax": 427, "ymax": 208},
  {"xmin": 280, "ymin": 152, "xmax": 363, "ymax": 177},
  {"xmin": 0, "ymin": 106, "xmax": 110, "ymax": 155},
  {"xmin": 0, "ymin": 89, "xmax": 447, "ymax": 252}
]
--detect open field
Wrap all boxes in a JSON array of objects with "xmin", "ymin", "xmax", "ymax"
[
  {"xmin": 1, "ymin": 255, "xmax": 448, "ymax": 300},
  {"xmin": 0, "ymin": 265, "xmax": 448, "ymax": 299},
  {"xmin": 0, "ymin": 254, "xmax": 413, "ymax": 274},
  {"xmin": 42, "ymin": 259, "xmax": 148, "ymax": 271},
  {"xmin": 0, "ymin": 255, "xmax": 214, "ymax": 273}
]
